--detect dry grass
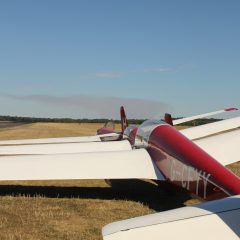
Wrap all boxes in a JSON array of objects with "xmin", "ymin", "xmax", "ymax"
[
  {"xmin": 0, "ymin": 196, "xmax": 153, "ymax": 240},
  {"xmin": 0, "ymin": 122, "xmax": 238, "ymax": 240},
  {"xmin": 228, "ymin": 162, "xmax": 240, "ymax": 177},
  {"xmin": 174, "ymin": 125, "xmax": 190, "ymax": 130},
  {"xmin": 0, "ymin": 180, "xmax": 192, "ymax": 240},
  {"xmin": 0, "ymin": 122, "xmax": 121, "ymax": 140}
]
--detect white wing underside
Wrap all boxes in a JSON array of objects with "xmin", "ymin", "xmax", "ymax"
[
  {"xmin": 0, "ymin": 140, "xmax": 132, "ymax": 155},
  {"xmin": 194, "ymin": 129, "xmax": 240, "ymax": 166},
  {"xmin": 179, "ymin": 116, "xmax": 240, "ymax": 166},
  {"xmin": 0, "ymin": 133, "xmax": 119, "ymax": 146},
  {"xmin": 180, "ymin": 116, "xmax": 240, "ymax": 140},
  {"xmin": 0, "ymin": 149, "xmax": 165, "ymax": 181}
]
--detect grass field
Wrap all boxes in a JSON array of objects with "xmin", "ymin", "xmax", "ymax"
[
  {"xmin": 0, "ymin": 122, "xmax": 119, "ymax": 139},
  {"xmin": 0, "ymin": 122, "xmax": 238, "ymax": 240}
]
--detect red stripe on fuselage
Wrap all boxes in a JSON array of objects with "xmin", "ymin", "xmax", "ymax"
[{"xmin": 147, "ymin": 124, "xmax": 240, "ymax": 200}]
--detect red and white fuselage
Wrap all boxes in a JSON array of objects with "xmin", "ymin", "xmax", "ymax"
[{"xmin": 124, "ymin": 120, "xmax": 240, "ymax": 200}]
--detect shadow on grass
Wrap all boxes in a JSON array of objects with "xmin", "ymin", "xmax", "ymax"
[{"xmin": 0, "ymin": 179, "xmax": 191, "ymax": 212}]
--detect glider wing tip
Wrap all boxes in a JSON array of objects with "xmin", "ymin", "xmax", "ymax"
[{"xmin": 224, "ymin": 107, "xmax": 238, "ymax": 111}]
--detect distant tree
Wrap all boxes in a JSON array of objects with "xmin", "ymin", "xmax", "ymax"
[{"xmin": 0, "ymin": 115, "xmax": 222, "ymax": 126}]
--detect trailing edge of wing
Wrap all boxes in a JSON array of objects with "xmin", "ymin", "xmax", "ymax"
[
  {"xmin": 194, "ymin": 130, "xmax": 240, "ymax": 166},
  {"xmin": 180, "ymin": 116, "xmax": 240, "ymax": 140},
  {"xmin": 0, "ymin": 133, "xmax": 119, "ymax": 146},
  {"xmin": 103, "ymin": 195, "xmax": 240, "ymax": 240},
  {"xmin": 0, "ymin": 149, "xmax": 165, "ymax": 181},
  {"xmin": 173, "ymin": 107, "xmax": 238, "ymax": 125},
  {"xmin": 0, "ymin": 140, "xmax": 132, "ymax": 155}
]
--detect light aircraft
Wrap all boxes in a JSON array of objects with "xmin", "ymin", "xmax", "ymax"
[{"xmin": 0, "ymin": 106, "xmax": 239, "ymax": 240}]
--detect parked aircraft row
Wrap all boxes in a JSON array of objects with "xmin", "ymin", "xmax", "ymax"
[{"xmin": 0, "ymin": 106, "xmax": 239, "ymax": 240}]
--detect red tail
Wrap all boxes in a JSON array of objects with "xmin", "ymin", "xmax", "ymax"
[
  {"xmin": 164, "ymin": 113, "xmax": 173, "ymax": 126},
  {"xmin": 120, "ymin": 106, "xmax": 128, "ymax": 133}
]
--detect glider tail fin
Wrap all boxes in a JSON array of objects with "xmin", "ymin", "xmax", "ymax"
[
  {"xmin": 164, "ymin": 113, "xmax": 173, "ymax": 126},
  {"xmin": 120, "ymin": 106, "xmax": 128, "ymax": 133}
]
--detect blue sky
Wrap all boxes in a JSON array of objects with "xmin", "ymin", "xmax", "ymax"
[{"xmin": 0, "ymin": 0, "xmax": 239, "ymax": 119}]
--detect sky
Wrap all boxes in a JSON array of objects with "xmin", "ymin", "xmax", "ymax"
[{"xmin": 0, "ymin": 0, "xmax": 239, "ymax": 119}]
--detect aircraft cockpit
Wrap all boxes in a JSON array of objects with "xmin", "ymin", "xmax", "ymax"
[{"xmin": 135, "ymin": 120, "xmax": 166, "ymax": 148}]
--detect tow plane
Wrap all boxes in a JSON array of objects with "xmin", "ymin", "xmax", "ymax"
[{"xmin": 0, "ymin": 106, "xmax": 239, "ymax": 240}]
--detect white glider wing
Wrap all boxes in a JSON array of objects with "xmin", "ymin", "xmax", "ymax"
[
  {"xmin": 103, "ymin": 195, "xmax": 240, "ymax": 240},
  {"xmin": 173, "ymin": 107, "xmax": 238, "ymax": 125},
  {"xmin": 194, "ymin": 129, "xmax": 240, "ymax": 166},
  {"xmin": 0, "ymin": 149, "xmax": 165, "ymax": 181},
  {"xmin": 0, "ymin": 140, "xmax": 132, "ymax": 155},
  {"xmin": 180, "ymin": 116, "xmax": 240, "ymax": 140},
  {"xmin": 0, "ymin": 133, "xmax": 120, "ymax": 146}
]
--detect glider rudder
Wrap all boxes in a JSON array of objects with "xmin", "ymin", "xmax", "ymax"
[{"xmin": 120, "ymin": 106, "xmax": 128, "ymax": 133}]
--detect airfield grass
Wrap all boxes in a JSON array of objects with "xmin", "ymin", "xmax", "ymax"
[
  {"xmin": 0, "ymin": 122, "xmax": 121, "ymax": 140},
  {"xmin": 0, "ymin": 123, "xmax": 238, "ymax": 240}
]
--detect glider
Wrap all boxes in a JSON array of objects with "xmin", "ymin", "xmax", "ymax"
[
  {"xmin": 165, "ymin": 107, "xmax": 238, "ymax": 126},
  {"xmin": 0, "ymin": 106, "xmax": 239, "ymax": 240}
]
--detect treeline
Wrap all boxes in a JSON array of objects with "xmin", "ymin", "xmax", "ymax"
[
  {"xmin": 0, "ymin": 115, "xmax": 221, "ymax": 126},
  {"xmin": 176, "ymin": 118, "xmax": 221, "ymax": 126},
  {"xmin": 0, "ymin": 115, "xmax": 145, "ymax": 125}
]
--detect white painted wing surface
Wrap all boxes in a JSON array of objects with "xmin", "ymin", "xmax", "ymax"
[
  {"xmin": 180, "ymin": 116, "xmax": 240, "ymax": 140},
  {"xmin": 173, "ymin": 108, "xmax": 238, "ymax": 125},
  {"xmin": 103, "ymin": 195, "xmax": 240, "ymax": 240},
  {"xmin": 0, "ymin": 149, "xmax": 165, "ymax": 181},
  {"xmin": 0, "ymin": 140, "xmax": 132, "ymax": 155},
  {"xmin": 194, "ymin": 130, "xmax": 240, "ymax": 166},
  {"xmin": 0, "ymin": 133, "xmax": 119, "ymax": 146}
]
